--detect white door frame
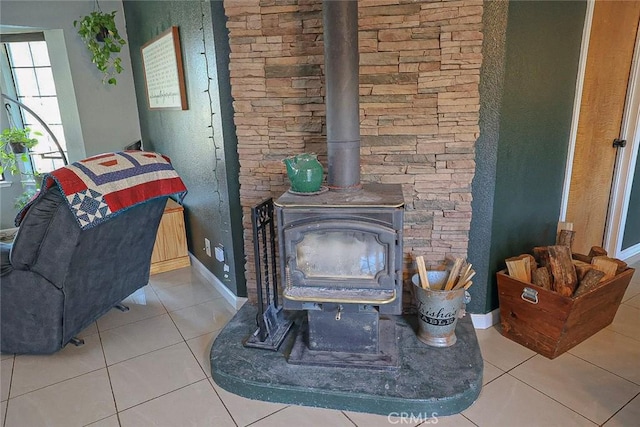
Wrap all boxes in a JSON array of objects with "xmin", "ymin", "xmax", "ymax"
[
  {"xmin": 606, "ymin": 26, "xmax": 640, "ymax": 263},
  {"xmin": 560, "ymin": 0, "xmax": 593, "ymax": 223},
  {"xmin": 561, "ymin": 1, "xmax": 640, "ymax": 263}
]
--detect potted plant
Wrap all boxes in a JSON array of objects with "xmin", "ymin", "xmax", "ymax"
[
  {"xmin": 0, "ymin": 127, "xmax": 40, "ymax": 176},
  {"xmin": 74, "ymin": 10, "xmax": 126, "ymax": 85}
]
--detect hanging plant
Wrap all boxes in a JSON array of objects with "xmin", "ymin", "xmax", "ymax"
[
  {"xmin": 0, "ymin": 127, "xmax": 41, "ymax": 176},
  {"xmin": 74, "ymin": 9, "xmax": 126, "ymax": 85},
  {"xmin": 0, "ymin": 127, "xmax": 42, "ymax": 210}
]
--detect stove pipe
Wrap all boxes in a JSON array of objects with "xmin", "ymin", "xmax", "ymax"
[{"xmin": 323, "ymin": 0, "xmax": 361, "ymax": 191}]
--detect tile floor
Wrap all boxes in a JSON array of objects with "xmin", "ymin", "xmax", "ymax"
[{"xmin": 1, "ymin": 261, "xmax": 639, "ymax": 426}]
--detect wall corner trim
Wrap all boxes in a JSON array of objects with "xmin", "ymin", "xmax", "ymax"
[
  {"xmin": 189, "ymin": 253, "xmax": 247, "ymax": 310},
  {"xmin": 470, "ymin": 308, "xmax": 500, "ymax": 329}
]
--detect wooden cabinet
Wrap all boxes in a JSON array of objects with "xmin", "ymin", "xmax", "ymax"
[{"xmin": 150, "ymin": 199, "xmax": 190, "ymax": 275}]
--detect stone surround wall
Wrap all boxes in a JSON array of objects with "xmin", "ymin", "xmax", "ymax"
[{"xmin": 224, "ymin": 0, "xmax": 483, "ymax": 300}]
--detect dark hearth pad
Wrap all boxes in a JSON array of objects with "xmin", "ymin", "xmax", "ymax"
[{"xmin": 210, "ymin": 303, "xmax": 483, "ymax": 416}]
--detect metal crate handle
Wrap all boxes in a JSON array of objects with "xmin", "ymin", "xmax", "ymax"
[{"xmin": 521, "ymin": 287, "xmax": 539, "ymax": 304}]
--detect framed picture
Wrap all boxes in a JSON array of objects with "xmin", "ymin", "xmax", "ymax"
[{"xmin": 141, "ymin": 26, "xmax": 188, "ymax": 110}]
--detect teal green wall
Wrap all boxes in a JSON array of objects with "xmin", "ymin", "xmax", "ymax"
[
  {"xmin": 470, "ymin": 1, "xmax": 586, "ymax": 313},
  {"xmin": 122, "ymin": 1, "xmax": 246, "ymax": 297},
  {"xmin": 468, "ymin": 0, "xmax": 508, "ymax": 314},
  {"xmin": 622, "ymin": 153, "xmax": 640, "ymax": 250}
]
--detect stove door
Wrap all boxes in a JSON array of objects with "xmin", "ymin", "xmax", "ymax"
[{"xmin": 283, "ymin": 220, "xmax": 397, "ymax": 290}]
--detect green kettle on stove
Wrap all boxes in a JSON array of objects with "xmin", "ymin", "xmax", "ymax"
[{"xmin": 283, "ymin": 153, "xmax": 323, "ymax": 193}]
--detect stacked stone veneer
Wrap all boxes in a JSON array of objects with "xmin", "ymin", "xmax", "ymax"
[{"xmin": 224, "ymin": 0, "xmax": 483, "ymax": 301}]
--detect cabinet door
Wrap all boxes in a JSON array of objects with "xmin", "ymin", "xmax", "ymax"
[{"xmin": 151, "ymin": 200, "xmax": 190, "ymax": 274}]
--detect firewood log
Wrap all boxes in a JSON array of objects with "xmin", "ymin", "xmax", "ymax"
[
  {"xmin": 588, "ymin": 246, "xmax": 608, "ymax": 258},
  {"xmin": 572, "ymin": 261, "xmax": 593, "ymax": 281},
  {"xmin": 533, "ymin": 246, "xmax": 551, "ymax": 268},
  {"xmin": 547, "ymin": 245, "xmax": 578, "ymax": 297},
  {"xmin": 532, "ymin": 266, "xmax": 553, "ymax": 290},
  {"xmin": 506, "ymin": 255, "xmax": 532, "ymax": 283},
  {"xmin": 556, "ymin": 229, "xmax": 575, "ymax": 249},
  {"xmin": 574, "ymin": 269, "xmax": 606, "ymax": 297},
  {"xmin": 591, "ymin": 256, "xmax": 619, "ymax": 280},
  {"xmin": 572, "ymin": 253, "xmax": 592, "ymax": 264}
]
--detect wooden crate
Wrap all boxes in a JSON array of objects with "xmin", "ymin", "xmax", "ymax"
[
  {"xmin": 496, "ymin": 267, "xmax": 635, "ymax": 359},
  {"xmin": 150, "ymin": 199, "xmax": 190, "ymax": 275}
]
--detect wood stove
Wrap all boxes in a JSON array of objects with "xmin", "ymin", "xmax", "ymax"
[
  {"xmin": 275, "ymin": 183, "xmax": 403, "ymax": 368},
  {"xmin": 274, "ymin": 0, "xmax": 404, "ymax": 369}
]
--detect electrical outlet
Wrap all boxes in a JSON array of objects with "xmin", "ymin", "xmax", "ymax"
[
  {"xmin": 215, "ymin": 245, "xmax": 225, "ymax": 262},
  {"xmin": 204, "ymin": 238, "xmax": 211, "ymax": 257}
]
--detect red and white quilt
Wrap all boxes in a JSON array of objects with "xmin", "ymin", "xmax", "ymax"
[{"xmin": 16, "ymin": 151, "xmax": 187, "ymax": 229}]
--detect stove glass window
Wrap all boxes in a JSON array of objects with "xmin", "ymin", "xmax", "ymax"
[{"xmin": 295, "ymin": 231, "xmax": 385, "ymax": 279}]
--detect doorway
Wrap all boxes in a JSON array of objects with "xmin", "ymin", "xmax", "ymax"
[{"xmin": 563, "ymin": 0, "xmax": 640, "ymax": 260}]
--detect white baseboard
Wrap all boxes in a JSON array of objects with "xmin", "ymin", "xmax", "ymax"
[
  {"xmin": 189, "ymin": 254, "xmax": 247, "ymax": 311},
  {"xmin": 470, "ymin": 308, "xmax": 500, "ymax": 329}
]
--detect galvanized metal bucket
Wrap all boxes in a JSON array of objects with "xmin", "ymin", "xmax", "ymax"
[{"xmin": 412, "ymin": 273, "xmax": 471, "ymax": 347}]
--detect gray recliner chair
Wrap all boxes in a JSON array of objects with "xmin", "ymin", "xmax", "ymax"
[{"xmin": 1, "ymin": 185, "xmax": 168, "ymax": 354}]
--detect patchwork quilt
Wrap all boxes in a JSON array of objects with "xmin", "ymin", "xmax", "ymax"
[{"xmin": 16, "ymin": 151, "xmax": 187, "ymax": 230}]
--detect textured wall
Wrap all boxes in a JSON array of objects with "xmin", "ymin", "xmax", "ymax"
[
  {"xmin": 225, "ymin": 0, "xmax": 483, "ymax": 301},
  {"xmin": 123, "ymin": 1, "xmax": 246, "ymax": 296},
  {"xmin": 483, "ymin": 1, "xmax": 586, "ymax": 311},
  {"xmin": 468, "ymin": 0, "xmax": 508, "ymax": 314}
]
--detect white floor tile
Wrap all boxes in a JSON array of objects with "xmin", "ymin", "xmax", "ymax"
[
  {"xmin": 0, "ymin": 354, "xmax": 12, "ymax": 361},
  {"xmin": 344, "ymin": 410, "xmax": 425, "ymax": 426},
  {"xmin": 608, "ymin": 304, "xmax": 640, "ymax": 341},
  {"xmin": 149, "ymin": 267, "xmax": 205, "ymax": 291},
  {"xmin": 210, "ymin": 379, "xmax": 286, "ymax": 426},
  {"xmin": 482, "ymin": 359, "xmax": 504, "ymax": 385},
  {"xmin": 100, "ymin": 313, "xmax": 183, "ymax": 365},
  {"xmin": 622, "ymin": 276, "xmax": 640, "ymax": 302},
  {"xmin": 510, "ymin": 353, "xmax": 640, "ymax": 425},
  {"xmin": 154, "ymin": 281, "xmax": 223, "ymax": 312},
  {"xmin": 169, "ymin": 298, "xmax": 234, "ymax": 340},
  {"xmin": 1, "ymin": 359, "xmax": 12, "ymax": 402},
  {"xmin": 603, "ymin": 393, "xmax": 640, "ymax": 426},
  {"xmin": 570, "ymin": 328, "xmax": 640, "ymax": 384},
  {"xmin": 186, "ymin": 330, "xmax": 220, "ymax": 377},
  {"xmin": 4, "ymin": 369, "xmax": 115, "ymax": 427},
  {"xmin": 624, "ymin": 293, "xmax": 640, "ymax": 309},
  {"xmin": 475, "ymin": 326, "xmax": 536, "ymax": 371},
  {"xmin": 1, "ymin": 400, "xmax": 6, "ymax": 426},
  {"xmin": 10, "ymin": 333, "xmax": 105, "ymax": 398},
  {"xmin": 86, "ymin": 415, "xmax": 121, "ymax": 427},
  {"xmin": 119, "ymin": 379, "xmax": 235, "ymax": 427},
  {"xmin": 463, "ymin": 374, "xmax": 596, "ymax": 426},
  {"xmin": 108, "ymin": 342, "xmax": 205, "ymax": 411},
  {"xmin": 429, "ymin": 414, "xmax": 476, "ymax": 426},
  {"xmin": 250, "ymin": 405, "xmax": 354, "ymax": 427},
  {"xmin": 79, "ymin": 321, "xmax": 99, "ymax": 338},
  {"xmin": 97, "ymin": 286, "xmax": 167, "ymax": 332}
]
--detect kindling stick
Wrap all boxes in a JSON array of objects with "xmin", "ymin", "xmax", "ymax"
[
  {"xmin": 416, "ymin": 255, "xmax": 430, "ymax": 290},
  {"xmin": 444, "ymin": 258, "xmax": 464, "ymax": 291}
]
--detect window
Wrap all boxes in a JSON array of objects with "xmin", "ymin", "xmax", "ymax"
[{"xmin": 2, "ymin": 37, "xmax": 67, "ymax": 174}]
